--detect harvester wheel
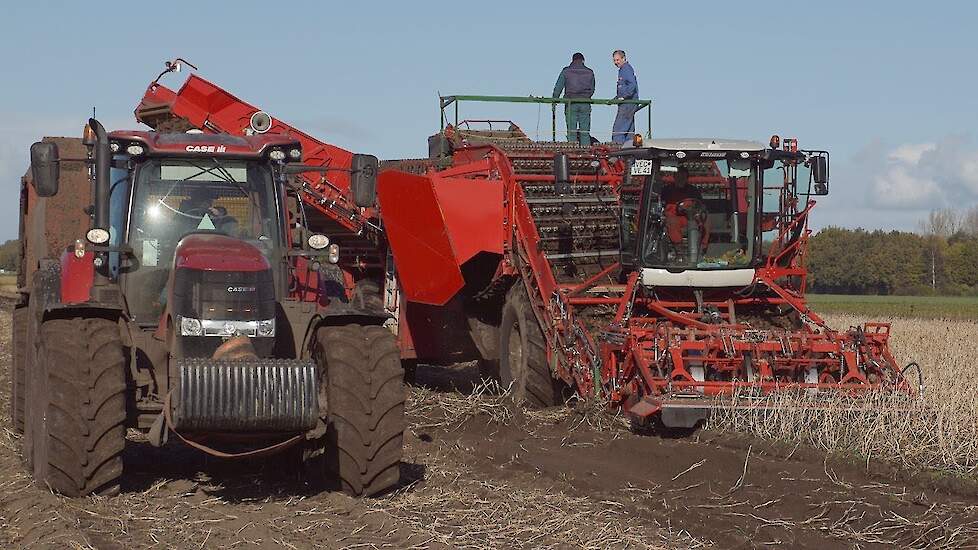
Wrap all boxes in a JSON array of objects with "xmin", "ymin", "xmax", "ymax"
[
  {"xmin": 10, "ymin": 307, "xmax": 27, "ymax": 433},
  {"xmin": 32, "ymin": 318, "xmax": 126, "ymax": 496},
  {"xmin": 312, "ymin": 324, "xmax": 405, "ymax": 497},
  {"xmin": 499, "ymin": 284, "xmax": 564, "ymax": 408}
]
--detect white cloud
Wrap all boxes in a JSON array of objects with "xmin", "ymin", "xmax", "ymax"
[
  {"xmin": 888, "ymin": 142, "xmax": 935, "ymax": 164},
  {"xmin": 868, "ymin": 136, "xmax": 978, "ymax": 211},
  {"xmin": 811, "ymin": 135, "xmax": 978, "ymax": 231},
  {"xmin": 873, "ymin": 164, "xmax": 940, "ymax": 208}
]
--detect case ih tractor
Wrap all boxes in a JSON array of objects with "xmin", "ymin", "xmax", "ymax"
[
  {"xmin": 377, "ymin": 95, "xmax": 915, "ymax": 428},
  {"xmin": 13, "ymin": 118, "xmax": 405, "ymax": 497}
]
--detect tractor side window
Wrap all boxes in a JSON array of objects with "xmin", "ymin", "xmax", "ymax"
[{"xmin": 108, "ymin": 160, "xmax": 131, "ymax": 280}]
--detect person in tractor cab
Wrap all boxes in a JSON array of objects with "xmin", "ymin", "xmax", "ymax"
[
  {"xmin": 552, "ymin": 52, "xmax": 596, "ymax": 146},
  {"xmin": 176, "ymin": 188, "xmax": 237, "ymax": 235},
  {"xmin": 662, "ymin": 167, "xmax": 710, "ymax": 252}
]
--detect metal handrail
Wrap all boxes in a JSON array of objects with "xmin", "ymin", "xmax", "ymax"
[{"xmin": 439, "ymin": 94, "xmax": 653, "ymax": 141}]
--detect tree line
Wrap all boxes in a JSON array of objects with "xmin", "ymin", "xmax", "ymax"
[
  {"xmin": 808, "ymin": 207, "xmax": 978, "ymax": 296},
  {"xmin": 0, "ymin": 205, "xmax": 976, "ymax": 295}
]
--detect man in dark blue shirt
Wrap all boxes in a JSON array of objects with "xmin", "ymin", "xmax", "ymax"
[
  {"xmin": 611, "ymin": 49, "xmax": 639, "ymax": 144},
  {"xmin": 552, "ymin": 52, "xmax": 596, "ymax": 146}
]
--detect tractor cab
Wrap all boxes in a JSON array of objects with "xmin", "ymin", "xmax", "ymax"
[
  {"xmin": 108, "ymin": 132, "xmax": 299, "ymax": 326},
  {"xmin": 616, "ymin": 137, "xmax": 829, "ymax": 288}
]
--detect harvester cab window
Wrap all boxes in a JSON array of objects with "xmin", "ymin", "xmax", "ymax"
[
  {"xmin": 124, "ymin": 158, "xmax": 280, "ymax": 323},
  {"xmin": 760, "ymin": 158, "xmax": 812, "ymax": 255},
  {"xmin": 639, "ymin": 158, "xmax": 757, "ymax": 269}
]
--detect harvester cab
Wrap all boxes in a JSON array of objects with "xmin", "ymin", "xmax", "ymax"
[
  {"xmin": 378, "ymin": 94, "xmax": 913, "ymax": 432},
  {"xmin": 615, "ymin": 137, "xmax": 830, "ymax": 281},
  {"xmin": 15, "ymin": 116, "xmax": 406, "ymax": 498}
]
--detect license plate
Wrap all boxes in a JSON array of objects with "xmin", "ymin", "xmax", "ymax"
[{"xmin": 630, "ymin": 159, "xmax": 653, "ymax": 176}]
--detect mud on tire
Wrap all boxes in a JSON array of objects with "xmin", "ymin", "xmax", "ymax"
[
  {"xmin": 11, "ymin": 307, "xmax": 27, "ymax": 433},
  {"xmin": 33, "ymin": 318, "xmax": 127, "ymax": 496},
  {"xmin": 499, "ymin": 284, "xmax": 565, "ymax": 408},
  {"xmin": 312, "ymin": 324, "xmax": 405, "ymax": 496}
]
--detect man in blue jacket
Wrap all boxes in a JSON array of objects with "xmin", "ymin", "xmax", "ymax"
[
  {"xmin": 611, "ymin": 49, "xmax": 639, "ymax": 144},
  {"xmin": 553, "ymin": 52, "xmax": 596, "ymax": 146}
]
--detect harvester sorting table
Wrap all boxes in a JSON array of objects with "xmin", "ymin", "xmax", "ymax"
[{"xmin": 377, "ymin": 95, "xmax": 919, "ymax": 429}]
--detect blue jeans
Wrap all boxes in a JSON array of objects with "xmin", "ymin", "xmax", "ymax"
[{"xmin": 612, "ymin": 103, "xmax": 637, "ymax": 144}]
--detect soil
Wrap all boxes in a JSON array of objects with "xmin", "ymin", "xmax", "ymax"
[{"xmin": 1, "ymin": 303, "xmax": 977, "ymax": 549}]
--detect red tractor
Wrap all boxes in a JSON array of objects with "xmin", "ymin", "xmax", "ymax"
[
  {"xmin": 377, "ymin": 95, "xmax": 915, "ymax": 428},
  {"xmin": 13, "ymin": 117, "xmax": 405, "ymax": 497}
]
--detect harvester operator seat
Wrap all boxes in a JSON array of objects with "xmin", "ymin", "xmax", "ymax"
[{"xmin": 662, "ymin": 168, "xmax": 710, "ymax": 253}]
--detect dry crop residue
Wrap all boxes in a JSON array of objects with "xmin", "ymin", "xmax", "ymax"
[{"xmin": 2, "ymin": 305, "xmax": 978, "ymax": 549}]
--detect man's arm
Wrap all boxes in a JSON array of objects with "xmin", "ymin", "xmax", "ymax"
[
  {"xmin": 586, "ymin": 68, "xmax": 595, "ymax": 98},
  {"xmin": 552, "ymin": 69, "xmax": 566, "ymax": 99}
]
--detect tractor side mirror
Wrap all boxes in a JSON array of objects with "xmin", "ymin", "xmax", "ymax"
[
  {"xmin": 351, "ymin": 154, "xmax": 379, "ymax": 207},
  {"xmin": 30, "ymin": 141, "xmax": 60, "ymax": 197},
  {"xmin": 812, "ymin": 156, "xmax": 828, "ymax": 195}
]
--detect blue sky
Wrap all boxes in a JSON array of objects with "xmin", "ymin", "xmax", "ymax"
[{"xmin": 1, "ymin": 1, "xmax": 976, "ymax": 240}]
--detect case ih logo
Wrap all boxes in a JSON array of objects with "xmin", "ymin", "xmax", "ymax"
[
  {"xmin": 227, "ymin": 286, "xmax": 257, "ymax": 293},
  {"xmin": 186, "ymin": 145, "xmax": 228, "ymax": 153}
]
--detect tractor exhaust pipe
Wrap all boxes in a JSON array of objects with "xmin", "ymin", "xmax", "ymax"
[
  {"xmin": 687, "ymin": 211, "xmax": 700, "ymax": 266},
  {"xmin": 88, "ymin": 118, "xmax": 111, "ymax": 233}
]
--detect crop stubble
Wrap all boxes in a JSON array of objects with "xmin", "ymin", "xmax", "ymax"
[{"xmin": 1, "ymin": 307, "xmax": 977, "ymax": 548}]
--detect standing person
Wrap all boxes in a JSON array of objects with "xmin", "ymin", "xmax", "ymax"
[
  {"xmin": 552, "ymin": 52, "xmax": 595, "ymax": 146},
  {"xmin": 611, "ymin": 49, "xmax": 639, "ymax": 144}
]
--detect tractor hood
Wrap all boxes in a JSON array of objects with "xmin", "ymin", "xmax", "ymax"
[{"xmin": 174, "ymin": 234, "xmax": 270, "ymax": 272}]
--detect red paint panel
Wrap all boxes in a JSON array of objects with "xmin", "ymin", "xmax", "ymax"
[
  {"xmin": 379, "ymin": 170, "xmax": 502, "ymax": 306},
  {"xmin": 59, "ymin": 249, "xmax": 94, "ymax": 304},
  {"xmin": 175, "ymin": 234, "xmax": 270, "ymax": 272},
  {"xmin": 435, "ymin": 177, "xmax": 504, "ymax": 263},
  {"xmin": 377, "ymin": 171, "xmax": 464, "ymax": 305}
]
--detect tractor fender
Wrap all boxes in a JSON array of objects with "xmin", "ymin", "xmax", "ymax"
[{"xmin": 59, "ymin": 247, "xmax": 94, "ymax": 304}]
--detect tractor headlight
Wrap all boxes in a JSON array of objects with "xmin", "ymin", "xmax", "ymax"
[
  {"xmin": 257, "ymin": 319, "xmax": 275, "ymax": 337},
  {"xmin": 269, "ymin": 149, "xmax": 286, "ymax": 161},
  {"xmin": 126, "ymin": 144, "xmax": 145, "ymax": 156},
  {"xmin": 327, "ymin": 243, "xmax": 340, "ymax": 264},
  {"xmin": 308, "ymin": 234, "xmax": 329, "ymax": 249},
  {"xmin": 180, "ymin": 316, "xmax": 203, "ymax": 336},
  {"xmin": 288, "ymin": 148, "xmax": 302, "ymax": 160},
  {"xmin": 86, "ymin": 228, "xmax": 110, "ymax": 244}
]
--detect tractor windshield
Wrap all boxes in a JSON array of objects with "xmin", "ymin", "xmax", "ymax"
[
  {"xmin": 635, "ymin": 157, "xmax": 758, "ymax": 270},
  {"xmin": 124, "ymin": 158, "xmax": 281, "ymax": 322}
]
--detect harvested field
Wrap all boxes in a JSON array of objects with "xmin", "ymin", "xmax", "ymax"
[{"xmin": 2, "ymin": 304, "xmax": 978, "ymax": 548}]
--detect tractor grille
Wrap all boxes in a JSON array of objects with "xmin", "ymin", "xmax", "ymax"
[
  {"xmin": 172, "ymin": 267, "xmax": 276, "ymax": 321},
  {"xmin": 174, "ymin": 358, "xmax": 318, "ymax": 432}
]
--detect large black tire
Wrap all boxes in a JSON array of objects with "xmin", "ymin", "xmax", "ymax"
[
  {"xmin": 312, "ymin": 324, "xmax": 405, "ymax": 497},
  {"xmin": 498, "ymin": 284, "xmax": 564, "ymax": 408},
  {"xmin": 32, "ymin": 318, "xmax": 127, "ymax": 497},
  {"xmin": 10, "ymin": 307, "xmax": 27, "ymax": 433}
]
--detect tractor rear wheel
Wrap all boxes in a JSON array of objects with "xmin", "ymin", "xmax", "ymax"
[
  {"xmin": 32, "ymin": 318, "xmax": 127, "ymax": 496},
  {"xmin": 10, "ymin": 307, "xmax": 27, "ymax": 433},
  {"xmin": 311, "ymin": 324, "xmax": 405, "ymax": 496},
  {"xmin": 498, "ymin": 284, "xmax": 564, "ymax": 408}
]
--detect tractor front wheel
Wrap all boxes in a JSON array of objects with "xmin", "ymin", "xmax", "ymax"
[
  {"xmin": 310, "ymin": 324, "xmax": 405, "ymax": 497},
  {"xmin": 32, "ymin": 318, "xmax": 127, "ymax": 496}
]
